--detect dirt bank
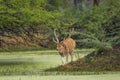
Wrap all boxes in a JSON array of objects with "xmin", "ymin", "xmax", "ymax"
[{"xmin": 49, "ymin": 46, "xmax": 120, "ymax": 71}]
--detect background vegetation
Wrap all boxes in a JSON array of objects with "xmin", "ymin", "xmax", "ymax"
[{"xmin": 0, "ymin": 0, "xmax": 119, "ymax": 50}]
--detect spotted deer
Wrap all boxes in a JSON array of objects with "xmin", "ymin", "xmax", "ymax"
[{"xmin": 53, "ymin": 29, "xmax": 76, "ymax": 65}]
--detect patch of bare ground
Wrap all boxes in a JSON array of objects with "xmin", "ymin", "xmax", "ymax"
[{"xmin": 0, "ymin": 34, "xmax": 52, "ymax": 49}]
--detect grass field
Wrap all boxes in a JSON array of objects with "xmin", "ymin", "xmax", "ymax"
[
  {"xmin": 0, "ymin": 49, "xmax": 93, "ymax": 75},
  {"xmin": 0, "ymin": 49, "xmax": 120, "ymax": 80},
  {"xmin": 0, "ymin": 74, "xmax": 120, "ymax": 80}
]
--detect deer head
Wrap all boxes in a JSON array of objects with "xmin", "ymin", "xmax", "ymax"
[{"xmin": 53, "ymin": 29, "xmax": 74, "ymax": 53}]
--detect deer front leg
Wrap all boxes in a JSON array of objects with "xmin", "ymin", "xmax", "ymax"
[{"xmin": 61, "ymin": 56, "xmax": 65, "ymax": 65}]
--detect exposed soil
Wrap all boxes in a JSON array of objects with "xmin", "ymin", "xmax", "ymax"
[
  {"xmin": 0, "ymin": 26, "xmax": 54, "ymax": 50},
  {"xmin": 0, "ymin": 34, "xmax": 52, "ymax": 49}
]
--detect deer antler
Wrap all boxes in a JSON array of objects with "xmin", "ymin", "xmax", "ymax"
[
  {"xmin": 68, "ymin": 28, "xmax": 74, "ymax": 38},
  {"xmin": 53, "ymin": 29, "xmax": 59, "ymax": 43}
]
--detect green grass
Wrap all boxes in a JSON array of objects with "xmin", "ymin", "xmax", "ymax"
[
  {"xmin": 0, "ymin": 55, "xmax": 60, "ymax": 75},
  {"xmin": 0, "ymin": 49, "xmax": 95, "ymax": 75},
  {"xmin": 0, "ymin": 74, "xmax": 120, "ymax": 80},
  {"xmin": 0, "ymin": 47, "xmax": 50, "ymax": 52},
  {"xmin": 0, "ymin": 49, "xmax": 120, "ymax": 80},
  {"xmin": 0, "ymin": 49, "xmax": 119, "ymax": 76}
]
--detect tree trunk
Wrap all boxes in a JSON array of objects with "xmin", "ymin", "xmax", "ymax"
[
  {"xmin": 93, "ymin": 0, "xmax": 100, "ymax": 6},
  {"xmin": 74, "ymin": 0, "xmax": 78, "ymax": 6}
]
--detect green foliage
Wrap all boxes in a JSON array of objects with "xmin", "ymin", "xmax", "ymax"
[
  {"xmin": 73, "ymin": 0, "xmax": 120, "ymax": 48},
  {"xmin": 102, "ymin": 0, "xmax": 120, "ymax": 46},
  {"xmin": 0, "ymin": 0, "xmax": 119, "ymax": 49},
  {"xmin": 46, "ymin": 8, "xmax": 77, "ymax": 30},
  {"xmin": 0, "ymin": 0, "xmax": 52, "ymax": 29},
  {"xmin": 47, "ymin": 0, "xmax": 61, "ymax": 10}
]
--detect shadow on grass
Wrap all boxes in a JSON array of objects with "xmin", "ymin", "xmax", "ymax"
[{"xmin": 0, "ymin": 58, "xmax": 37, "ymax": 66}]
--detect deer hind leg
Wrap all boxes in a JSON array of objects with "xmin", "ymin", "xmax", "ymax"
[
  {"xmin": 70, "ymin": 50, "xmax": 74, "ymax": 62},
  {"xmin": 70, "ymin": 54, "xmax": 73, "ymax": 62},
  {"xmin": 66, "ymin": 54, "xmax": 69, "ymax": 63}
]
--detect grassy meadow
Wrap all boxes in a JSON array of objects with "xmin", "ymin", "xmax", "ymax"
[
  {"xmin": 0, "ymin": 74, "xmax": 120, "ymax": 80},
  {"xmin": 0, "ymin": 49, "xmax": 120, "ymax": 80},
  {"xmin": 0, "ymin": 49, "xmax": 93, "ymax": 75}
]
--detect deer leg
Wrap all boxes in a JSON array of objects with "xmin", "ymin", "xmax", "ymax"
[
  {"xmin": 66, "ymin": 54, "xmax": 68, "ymax": 63},
  {"xmin": 70, "ymin": 51, "xmax": 74, "ymax": 62},
  {"xmin": 71, "ymin": 54, "xmax": 73, "ymax": 62},
  {"xmin": 61, "ymin": 56, "xmax": 65, "ymax": 65}
]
